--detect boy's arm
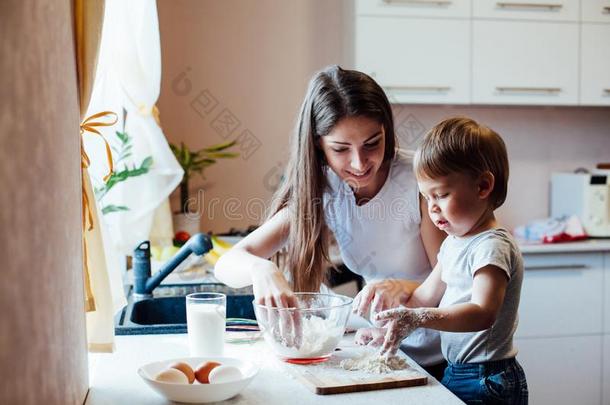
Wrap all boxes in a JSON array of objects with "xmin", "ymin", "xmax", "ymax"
[
  {"xmin": 404, "ymin": 261, "xmax": 447, "ymax": 309},
  {"xmin": 375, "ymin": 265, "xmax": 509, "ymax": 355}
]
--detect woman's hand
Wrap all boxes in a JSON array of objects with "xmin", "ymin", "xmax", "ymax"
[
  {"xmin": 354, "ymin": 327, "xmax": 386, "ymax": 347},
  {"xmin": 352, "ymin": 279, "xmax": 421, "ymax": 322},
  {"xmin": 251, "ymin": 261, "xmax": 297, "ymax": 307},
  {"xmin": 251, "ymin": 261, "xmax": 302, "ymax": 348}
]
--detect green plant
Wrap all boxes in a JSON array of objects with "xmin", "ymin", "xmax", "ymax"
[
  {"xmin": 95, "ymin": 131, "xmax": 153, "ymax": 215},
  {"xmin": 170, "ymin": 140, "xmax": 239, "ymax": 213}
]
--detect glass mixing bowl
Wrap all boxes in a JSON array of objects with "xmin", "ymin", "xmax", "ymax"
[{"xmin": 253, "ymin": 293, "xmax": 353, "ymax": 364}]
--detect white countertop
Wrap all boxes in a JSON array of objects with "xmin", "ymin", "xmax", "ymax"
[
  {"xmin": 86, "ymin": 334, "xmax": 463, "ymax": 405},
  {"xmin": 519, "ymin": 239, "xmax": 610, "ymax": 254}
]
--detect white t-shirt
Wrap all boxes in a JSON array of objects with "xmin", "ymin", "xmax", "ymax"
[
  {"xmin": 438, "ymin": 228, "xmax": 523, "ymax": 364},
  {"xmin": 323, "ymin": 150, "xmax": 443, "ymax": 366}
]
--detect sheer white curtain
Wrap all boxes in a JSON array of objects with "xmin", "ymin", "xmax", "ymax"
[{"xmin": 83, "ymin": 0, "xmax": 182, "ymax": 350}]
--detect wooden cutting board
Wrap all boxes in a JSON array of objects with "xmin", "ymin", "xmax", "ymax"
[{"xmin": 283, "ymin": 343, "xmax": 428, "ymax": 395}]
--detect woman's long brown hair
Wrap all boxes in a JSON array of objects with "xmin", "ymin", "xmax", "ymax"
[{"xmin": 267, "ymin": 65, "xmax": 396, "ymax": 292}]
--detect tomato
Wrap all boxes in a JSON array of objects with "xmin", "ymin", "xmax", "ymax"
[{"xmin": 174, "ymin": 231, "xmax": 191, "ymax": 243}]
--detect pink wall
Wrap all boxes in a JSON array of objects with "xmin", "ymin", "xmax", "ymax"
[{"xmin": 157, "ymin": 0, "xmax": 610, "ymax": 233}]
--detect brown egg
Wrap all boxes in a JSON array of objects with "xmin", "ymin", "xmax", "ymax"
[
  {"xmin": 194, "ymin": 361, "xmax": 222, "ymax": 384},
  {"xmin": 169, "ymin": 361, "xmax": 195, "ymax": 384}
]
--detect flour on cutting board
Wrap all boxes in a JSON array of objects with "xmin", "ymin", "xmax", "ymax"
[
  {"xmin": 283, "ymin": 346, "xmax": 420, "ymax": 381},
  {"xmin": 340, "ymin": 352, "xmax": 409, "ymax": 374}
]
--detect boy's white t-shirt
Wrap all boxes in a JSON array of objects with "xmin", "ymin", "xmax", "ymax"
[
  {"xmin": 438, "ymin": 228, "xmax": 524, "ymax": 364},
  {"xmin": 323, "ymin": 149, "xmax": 443, "ymax": 366}
]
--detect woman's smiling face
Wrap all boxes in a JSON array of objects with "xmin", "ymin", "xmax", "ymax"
[{"xmin": 319, "ymin": 116, "xmax": 387, "ymax": 198}]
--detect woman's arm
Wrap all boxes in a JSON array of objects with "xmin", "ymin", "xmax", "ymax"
[
  {"xmin": 419, "ymin": 194, "xmax": 446, "ymax": 268},
  {"xmin": 214, "ymin": 208, "xmax": 292, "ymax": 301}
]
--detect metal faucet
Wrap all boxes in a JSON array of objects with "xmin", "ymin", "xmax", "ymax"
[{"xmin": 132, "ymin": 233, "xmax": 213, "ymax": 299}]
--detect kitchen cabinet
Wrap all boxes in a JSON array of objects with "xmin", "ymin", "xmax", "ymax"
[
  {"xmin": 515, "ymin": 335, "xmax": 602, "ymax": 405},
  {"xmin": 516, "ymin": 249, "xmax": 608, "ymax": 405},
  {"xmin": 473, "ymin": 0, "xmax": 579, "ymax": 22},
  {"xmin": 356, "ymin": 0, "xmax": 471, "ymax": 18},
  {"xmin": 516, "ymin": 253, "xmax": 603, "ymax": 338},
  {"xmin": 472, "ymin": 20, "xmax": 579, "ymax": 105},
  {"xmin": 580, "ymin": 24, "xmax": 610, "ymax": 106},
  {"xmin": 582, "ymin": 1, "xmax": 610, "ymax": 23},
  {"xmin": 356, "ymin": 16, "xmax": 471, "ymax": 104},
  {"xmin": 355, "ymin": 1, "xmax": 610, "ymax": 106}
]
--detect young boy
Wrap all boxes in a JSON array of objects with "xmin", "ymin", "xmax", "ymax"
[{"xmin": 371, "ymin": 117, "xmax": 528, "ymax": 404}]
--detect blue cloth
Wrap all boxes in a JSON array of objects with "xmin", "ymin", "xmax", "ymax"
[{"xmin": 441, "ymin": 358, "xmax": 528, "ymax": 404}]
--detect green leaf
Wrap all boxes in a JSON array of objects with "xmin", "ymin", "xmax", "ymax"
[
  {"xmin": 201, "ymin": 140, "xmax": 237, "ymax": 152},
  {"xmin": 205, "ymin": 152, "xmax": 239, "ymax": 159},
  {"xmin": 102, "ymin": 205, "xmax": 130, "ymax": 215},
  {"xmin": 115, "ymin": 131, "xmax": 129, "ymax": 144},
  {"xmin": 141, "ymin": 156, "xmax": 153, "ymax": 169}
]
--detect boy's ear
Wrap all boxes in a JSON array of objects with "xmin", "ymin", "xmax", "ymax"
[{"xmin": 477, "ymin": 171, "xmax": 495, "ymax": 200}]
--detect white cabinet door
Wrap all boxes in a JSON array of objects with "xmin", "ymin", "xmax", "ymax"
[
  {"xmin": 356, "ymin": 0, "xmax": 471, "ymax": 18},
  {"xmin": 473, "ymin": 0, "xmax": 579, "ymax": 21},
  {"xmin": 472, "ymin": 20, "xmax": 578, "ymax": 105},
  {"xmin": 582, "ymin": 1, "xmax": 610, "ymax": 23},
  {"xmin": 356, "ymin": 17, "xmax": 470, "ymax": 104},
  {"xmin": 580, "ymin": 24, "xmax": 610, "ymax": 106},
  {"xmin": 602, "ymin": 335, "xmax": 610, "ymax": 404},
  {"xmin": 515, "ymin": 336, "xmax": 602, "ymax": 405},
  {"xmin": 516, "ymin": 253, "xmax": 603, "ymax": 338}
]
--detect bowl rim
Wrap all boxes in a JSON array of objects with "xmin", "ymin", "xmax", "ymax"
[{"xmin": 251, "ymin": 292, "xmax": 353, "ymax": 312}]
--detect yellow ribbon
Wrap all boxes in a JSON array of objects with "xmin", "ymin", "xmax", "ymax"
[
  {"xmin": 80, "ymin": 111, "xmax": 118, "ymax": 181},
  {"xmin": 80, "ymin": 110, "xmax": 117, "ymax": 231},
  {"xmin": 80, "ymin": 111, "xmax": 118, "ymax": 312}
]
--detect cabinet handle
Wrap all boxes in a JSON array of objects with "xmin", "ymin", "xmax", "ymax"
[
  {"xmin": 603, "ymin": 6, "xmax": 610, "ymax": 14},
  {"xmin": 496, "ymin": 2, "xmax": 563, "ymax": 10},
  {"xmin": 496, "ymin": 86, "xmax": 561, "ymax": 94},
  {"xmin": 525, "ymin": 264, "xmax": 588, "ymax": 271},
  {"xmin": 382, "ymin": 0, "xmax": 453, "ymax": 5},
  {"xmin": 603, "ymin": 89, "xmax": 610, "ymax": 94},
  {"xmin": 385, "ymin": 85, "xmax": 451, "ymax": 92}
]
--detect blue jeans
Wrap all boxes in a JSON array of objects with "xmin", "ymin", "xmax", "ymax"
[{"xmin": 441, "ymin": 358, "xmax": 528, "ymax": 405}]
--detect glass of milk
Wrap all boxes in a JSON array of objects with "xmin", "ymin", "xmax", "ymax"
[{"xmin": 186, "ymin": 293, "xmax": 226, "ymax": 356}]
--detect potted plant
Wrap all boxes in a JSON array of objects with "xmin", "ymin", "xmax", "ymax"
[{"xmin": 169, "ymin": 140, "xmax": 239, "ymax": 235}]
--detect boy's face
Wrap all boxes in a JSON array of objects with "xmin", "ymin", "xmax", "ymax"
[{"xmin": 418, "ymin": 172, "xmax": 493, "ymax": 237}]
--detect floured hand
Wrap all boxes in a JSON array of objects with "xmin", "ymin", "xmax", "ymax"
[{"xmin": 374, "ymin": 307, "xmax": 430, "ymax": 357}]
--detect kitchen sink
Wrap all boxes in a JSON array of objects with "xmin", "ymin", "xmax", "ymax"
[{"xmin": 115, "ymin": 283, "xmax": 255, "ymax": 335}]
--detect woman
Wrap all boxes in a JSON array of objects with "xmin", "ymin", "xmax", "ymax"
[{"xmin": 214, "ymin": 65, "xmax": 446, "ymax": 378}]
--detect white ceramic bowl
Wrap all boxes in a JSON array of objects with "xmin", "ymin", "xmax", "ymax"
[{"xmin": 138, "ymin": 357, "xmax": 259, "ymax": 403}]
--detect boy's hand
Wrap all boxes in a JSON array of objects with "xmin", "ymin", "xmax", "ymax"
[{"xmin": 374, "ymin": 308, "xmax": 427, "ymax": 356}]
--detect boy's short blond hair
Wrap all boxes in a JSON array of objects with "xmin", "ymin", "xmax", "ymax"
[{"xmin": 414, "ymin": 116, "xmax": 509, "ymax": 209}]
